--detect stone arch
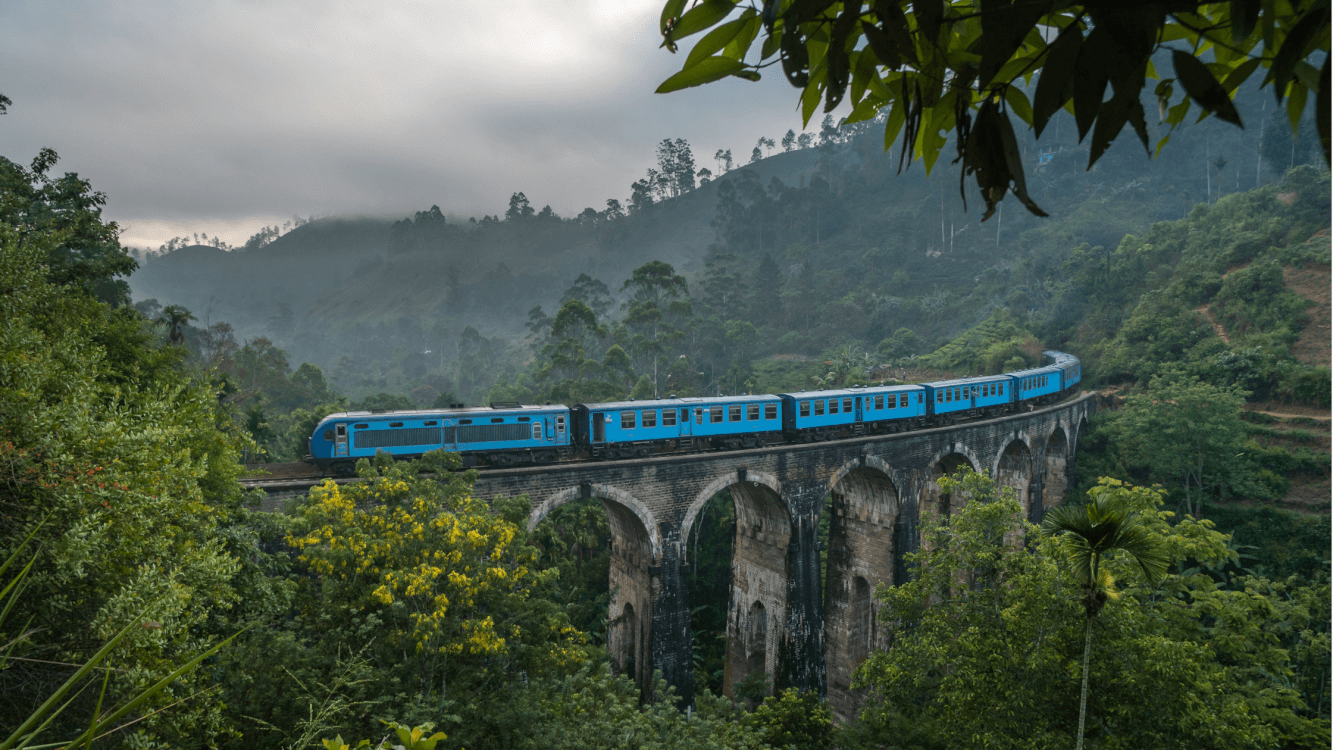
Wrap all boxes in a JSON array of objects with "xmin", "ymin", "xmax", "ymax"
[
  {"xmin": 529, "ymin": 484, "xmax": 658, "ymax": 694},
  {"xmin": 824, "ymin": 460, "xmax": 900, "ymax": 722},
  {"xmin": 920, "ymin": 450, "xmax": 978, "ymax": 521},
  {"xmin": 993, "ymin": 438, "xmax": 1035, "ymax": 518},
  {"xmin": 528, "ymin": 483, "xmax": 661, "ymax": 561},
  {"xmin": 681, "ymin": 469, "xmax": 784, "ymax": 560},
  {"xmin": 1043, "ymin": 426, "xmax": 1070, "ymax": 509},
  {"xmin": 682, "ymin": 470, "xmax": 792, "ymax": 701},
  {"xmin": 1073, "ymin": 414, "xmax": 1090, "ymax": 458}
]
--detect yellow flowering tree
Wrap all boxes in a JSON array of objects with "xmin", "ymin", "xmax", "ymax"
[{"xmin": 286, "ymin": 451, "xmax": 587, "ymax": 732}]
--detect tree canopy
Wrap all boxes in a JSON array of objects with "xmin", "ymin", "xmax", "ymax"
[{"xmin": 656, "ymin": 0, "xmax": 1330, "ymax": 218}]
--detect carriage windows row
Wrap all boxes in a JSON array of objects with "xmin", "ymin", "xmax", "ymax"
[
  {"xmin": 1021, "ymin": 375, "xmax": 1050, "ymax": 390},
  {"xmin": 617, "ymin": 404, "xmax": 777, "ymax": 428},
  {"xmin": 936, "ymin": 382, "xmax": 1007, "ymax": 403}
]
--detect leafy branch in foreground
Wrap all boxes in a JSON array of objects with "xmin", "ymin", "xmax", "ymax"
[
  {"xmin": 656, "ymin": 0, "xmax": 1330, "ymax": 219},
  {"xmin": 0, "ymin": 531, "xmax": 241, "ymax": 750}
]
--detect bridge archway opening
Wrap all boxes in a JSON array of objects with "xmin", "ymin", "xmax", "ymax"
[
  {"xmin": 528, "ymin": 488, "xmax": 655, "ymax": 695},
  {"xmin": 1043, "ymin": 427, "xmax": 1070, "ymax": 509},
  {"xmin": 922, "ymin": 453, "xmax": 976, "ymax": 521},
  {"xmin": 995, "ymin": 439, "xmax": 1035, "ymax": 519},
  {"xmin": 824, "ymin": 464, "xmax": 899, "ymax": 722},
  {"xmin": 684, "ymin": 478, "xmax": 792, "ymax": 702}
]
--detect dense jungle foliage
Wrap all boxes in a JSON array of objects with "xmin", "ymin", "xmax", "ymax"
[{"xmin": 3, "ymin": 78, "xmax": 1330, "ymax": 748}]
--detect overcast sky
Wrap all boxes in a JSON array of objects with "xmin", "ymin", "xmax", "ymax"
[{"xmin": 1, "ymin": 1, "xmax": 820, "ymax": 250}]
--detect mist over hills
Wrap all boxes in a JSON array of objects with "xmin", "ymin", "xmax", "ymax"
[{"xmin": 128, "ymin": 76, "xmax": 1322, "ymax": 404}]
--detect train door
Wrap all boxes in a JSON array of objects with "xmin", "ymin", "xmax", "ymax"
[
  {"xmin": 555, "ymin": 414, "xmax": 566, "ymax": 444},
  {"xmin": 544, "ymin": 417, "xmax": 555, "ymax": 442},
  {"xmin": 593, "ymin": 413, "xmax": 606, "ymax": 443},
  {"xmin": 854, "ymin": 396, "xmax": 863, "ymax": 422},
  {"xmin": 335, "ymin": 424, "xmax": 348, "ymax": 457},
  {"xmin": 679, "ymin": 408, "xmax": 692, "ymax": 437}
]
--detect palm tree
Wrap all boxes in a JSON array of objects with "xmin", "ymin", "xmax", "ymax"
[
  {"xmin": 158, "ymin": 305, "xmax": 195, "ymax": 346},
  {"xmin": 1041, "ymin": 488, "xmax": 1169, "ymax": 750}
]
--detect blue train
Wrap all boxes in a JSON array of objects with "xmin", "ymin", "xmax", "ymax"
[{"xmin": 306, "ymin": 350, "xmax": 1081, "ymax": 475}]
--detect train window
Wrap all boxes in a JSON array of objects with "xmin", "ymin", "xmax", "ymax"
[
  {"xmin": 323, "ymin": 430, "xmax": 334, "ymax": 441},
  {"xmin": 354, "ymin": 423, "xmax": 369, "ymax": 429},
  {"xmin": 662, "ymin": 409, "xmax": 676, "ymax": 426},
  {"xmin": 765, "ymin": 403, "xmax": 777, "ymax": 420},
  {"xmin": 901, "ymin": 394, "xmax": 910, "ymax": 408},
  {"xmin": 814, "ymin": 400, "xmax": 825, "ymax": 416},
  {"xmin": 747, "ymin": 404, "xmax": 760, "ymax": 420},
  {"xmin": 937, "ymin": 390, "xmax": 944, "ymax": 403},
  {"xmin": 556, "ymin": 415, "xmax": 566, "ymax": 431},
  {"xmin": 491, "ymin": 417, "xmax": 505, "ymax": 423},
  {"xmin": 875, "ymin": 395, "xmax": 884, "ymax": 409},
  {"xmin": 945, "ymin": 389, "xmax": 952, "ymax": 403},
  {"xmin": 459, "ymin": 419, "xmax": 472, "ymax": 425},
  {"xmin": 695, "ymin": 408, "xmax": 703, "ymax": 424},
  {"xmin": 917, "ymin": 394, "xmax": 923, "ymax": 404},
  {"xmin": 956, "ymin": 388, "xmax": 962, "ymax": 400},
  {"xmin": 643, "ymin": 410, "xmax": 657, "ymax": 428},
  {"xmin": 843, "ymin": 398, "xmax": 853, "ymax": 412},
  {"xmin": 800, "ymin": 401, "xmax": 810, "ymax": 417},
  {"xmin": 999, "ymin": 383, "xmax": 1004, "ymax": 394},
  {"xmin": 390, "ymin": 422, "xmax": 404, "ymax": 427},
  {"xmin": 710, "ymin": 406, "xmax": 723, "ymax": 423},
  {"xmin": 532, "ymin": 423, "xmax": 542, "ymax": 440},
  {"xmin": 424, "ymin": 420, "xmax": 438, "ymax": 426},
  {"xmin": 518, "ymin": 416, "xmax": 530, "ymax": 422},
  {"xmin": 829, "ymin": 399, "xmax": 839, "ymax": 414},
  {"xmin": 729, "ymin": 405, "xmax": 742, "ymax": 421},
  {"xmin": 621, "ymin": 411, "xmax": 636, "ymax": 429}
]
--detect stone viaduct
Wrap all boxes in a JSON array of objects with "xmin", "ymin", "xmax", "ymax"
[{"xmin": 459, "ymin": 393, "xmax": 1095, "ymax": 721}]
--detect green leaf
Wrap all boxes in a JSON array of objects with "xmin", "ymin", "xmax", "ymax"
[
  {"xmin": 660, "ymin": 0, "xmax": 687, "ymax": 35},
  {"xmin": 684, "ymin": 16, "xmax": 749, "ymax": 69},
  {"xmin": 1072, "ymin": 27, "xmax": 1113, "ymax": 141},
  {"xmin": 1033, "ymin": 24, "xmax": 1082, "ymax": 138},
  {"xmin": 723, "ymin": 13, "xmax": 762, "ymax": 62},
  {"xmin": 1173, "ymin": 50, "xmax": 1242, "ymax": 127},
  {"xmin": 656, "ymin": 56, "xmax": 746, "ymax": 93},
  {"xmin": 1221, "ymin": 56, "xmax": 1261, "ymax": 93},
  {"xmin": 977, "ymin": 0, "xmax": 1048, "ymax": 88},
  {"xmin": 1005, "ymin": 86, "xmax": 1033, "ymax": 127},
  {"xmin": 670, "ymin": 0, "xmax": 738, "ymax": 43},
  {"xmin": 760, "ymin": 24, "xmax": 782, "ymax": 59},
  {"xmin": 1266, "ymin": 5, "xmax": 1328, "ymax": 102},
  {"xmin": 1286, "ymin": 80, "xmax": 1308, "ymax": 135}
]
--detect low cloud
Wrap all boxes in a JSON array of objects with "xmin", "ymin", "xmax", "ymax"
[{"xmin": 1, "ymin": 0, "xmax": 817, "ymax": 248}]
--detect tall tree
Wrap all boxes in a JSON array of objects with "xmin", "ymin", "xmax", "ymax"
[
  {"xmin": 655, "ymin": 1, "xmax": 1330, "ymax": 220},
  {"xmin": 505, "ymin": 192, "xmax": 535, "ymax": 221},
  {"xmin": 781, "ymin": 129, "xmax": 796, "ymax": 152},
  {"xmin": 0, "ymin": 149, "xmax": 137, "ymax": 306},
  {"xmin": 1041, "ymin": 482, "xmax": 1169, "ymax": 750},
  {"xmin": 620, "ymin": 261, "xmax": 692, "ymax": 397}
]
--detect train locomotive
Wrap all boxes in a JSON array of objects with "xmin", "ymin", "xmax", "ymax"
[{"xmin": 306, "ymin": 350, "xmax": 1081, "ymax": 476}]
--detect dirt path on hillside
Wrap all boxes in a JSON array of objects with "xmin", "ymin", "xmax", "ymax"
[
  {"xmin": 1285, "ymin": 252, "xmax": 1331, "ymax": 367},
  {"xmin": 1194, "ymin": 305, "xmax": 1232, "ymax": 344}
]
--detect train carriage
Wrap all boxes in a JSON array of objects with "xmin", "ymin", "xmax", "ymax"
[
  {"xmin": 1007, "ymin": 365, "xmax": 1064, "ymax": 406},
  {"xmin": 573, "ymin": 395, "xmax": 784, "ymax": 458},
  {"xmin": 309, "ymin": 403, "xmax": 570, "ymax": 474},
  {"xmin": 923, "ymin": 376, "xmax": 1014, "ymax": 424},
  {"xmin": 779, "ymin": 385, "xmax": 928, "ymax": 441}
]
